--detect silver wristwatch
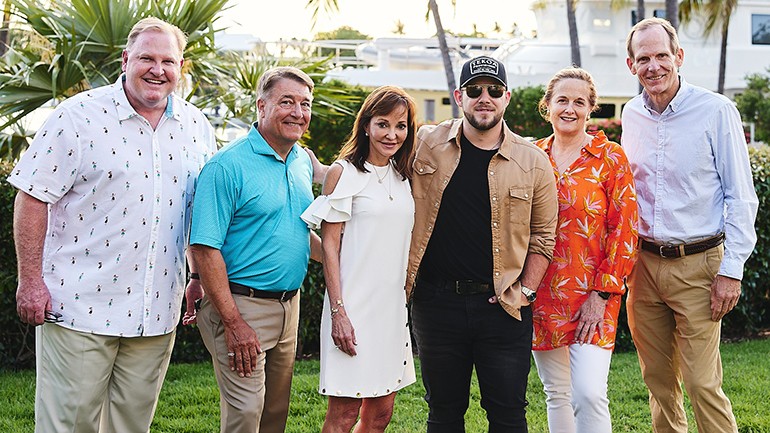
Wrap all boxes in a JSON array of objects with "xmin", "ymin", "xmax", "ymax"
[{"xmin": 521, "ymin": 285, "xmax": 537, "ymax": 303}]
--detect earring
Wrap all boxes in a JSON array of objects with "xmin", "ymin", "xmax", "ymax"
[{"xmin": 365, "ymin": 132, "xmax": 369, "ymax": 137}]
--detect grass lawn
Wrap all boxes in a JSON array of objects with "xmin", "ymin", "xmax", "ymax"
[{"xmin": 1, "ymin": 339, "xmax": 768, "ymax": 432}]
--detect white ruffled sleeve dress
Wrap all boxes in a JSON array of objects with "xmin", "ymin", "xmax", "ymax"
[{"xmin": 301, "ymin": 159, "xmax": 416, "ymax": 398}]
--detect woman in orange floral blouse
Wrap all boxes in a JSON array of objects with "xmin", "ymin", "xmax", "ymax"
[{"xmin": 531, "ymin": 68, "xmax": 638, "ymax": 433}]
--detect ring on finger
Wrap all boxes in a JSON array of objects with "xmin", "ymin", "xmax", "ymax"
[{"xmin": 227, "ymin": 352, "xmax": 235, "ymax": 357}]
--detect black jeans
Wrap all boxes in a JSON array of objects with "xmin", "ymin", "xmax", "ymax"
[{"xmin": 411, "ymin": 278, "xmax": 532, "ymax": 433}]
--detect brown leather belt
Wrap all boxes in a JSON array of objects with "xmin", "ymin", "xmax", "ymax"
[
  {"xmin": 640, "ymin": 233, "xmax": 725, "ymax": 259},
  {"xmin": 229, "ymin": 281, "xmax": 298, "ymax": 302}
]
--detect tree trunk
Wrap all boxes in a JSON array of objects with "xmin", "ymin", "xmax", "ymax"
[
  {"xmin": 717, "ymin": 14, "xmax": 729, "ymax": 94},
  {"xmin": 567, "ymin": 0, "xmax": 581, "ymax": 67},
  {"xmin": 666, "ymin": 0, "xmax": 679, "ymax": 30},
  {"xmin": 0, "ymin": 0, "xmax": 11, "ymax": 57},
  {"xmin": 428, "ymin": 0, "xmax": 459, "ymax": 118}
]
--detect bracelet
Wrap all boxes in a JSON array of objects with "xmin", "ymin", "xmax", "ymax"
[
  {"xmin": 330, "ymin": 299, "xmax": 344, "ymax": 316},
  {"xmin": 189, "ymin": 272, "xmax": 200, "ymax": 280}
]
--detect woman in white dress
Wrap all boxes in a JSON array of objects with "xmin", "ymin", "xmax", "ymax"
[{"xmin": 301, "ymin": 86, "xmax": 417, "ymax": 433}]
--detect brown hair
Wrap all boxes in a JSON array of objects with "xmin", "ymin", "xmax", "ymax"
[
  {"xmin": 337, "ymin": 85, "xmax": 417, "ymax": 180},
  {"xmin": 626, "ymin": 17, "xmax": 680, "ymax": 60},
  {"xmin": 257, "ymin": 66, "xmax": 315, "ymax": 99},
  {"xmin": 538, "ymin": 67, "xmax": 599, "ymax": 121},
  {"xmin": 126, "ymin": 17, "xmax": 187, "ymax": 56}
]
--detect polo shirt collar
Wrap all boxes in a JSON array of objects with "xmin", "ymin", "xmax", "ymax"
[{"xmin": 246, "ymin": 122, "xmax": 300, "ymax": 162}]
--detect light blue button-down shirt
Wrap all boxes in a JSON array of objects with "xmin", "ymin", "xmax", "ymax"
[{"xmin": 621, "ymin": 77, "xmax": 758, "ymax": 280}]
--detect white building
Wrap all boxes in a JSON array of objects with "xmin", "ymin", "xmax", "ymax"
[{"xmin": 327, "ymin": 0, "xmax": 770, "ymax": 123}]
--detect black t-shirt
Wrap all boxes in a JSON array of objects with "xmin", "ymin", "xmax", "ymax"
[{"xmin": 419, "ymin": 133, "xmax": 495, "ymax": 284}]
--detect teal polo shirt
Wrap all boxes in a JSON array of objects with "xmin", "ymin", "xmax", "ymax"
[{"xmin": 190, "ymin": 124, "xmax": 314, "ymax": 291}]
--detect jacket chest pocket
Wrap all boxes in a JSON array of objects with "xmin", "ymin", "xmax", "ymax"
[
  {"xmin": 412, "ymin": 159, "xmax": 437, "ymax": 199},
  {"xmin": 509, "ymin": 186, "xmax": 533, "ymax": 225}
]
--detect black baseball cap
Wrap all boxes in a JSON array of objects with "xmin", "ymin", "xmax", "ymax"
[{"xmin": 459, "ymin": 56, "xmax": 508, "ymax": 88}]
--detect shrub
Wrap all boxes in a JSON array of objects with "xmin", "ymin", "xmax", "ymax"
[{"xmin": 725, "ymin": 146, "xmax": 770, "ymax": 337}]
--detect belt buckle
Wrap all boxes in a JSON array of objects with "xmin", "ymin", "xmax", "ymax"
[
  {"xmin": 280, "ymin": 291, "xmax": 291, "ymax": 302},
  {"xmin": 453, "ymin": 281, "xmax": 463, "ymax": 295},
  {"xmin": 249, "ymin": 288, "xmax": 256, "ymax": 298},
  {"xmin": 659, "ymin": 244, "xmax": 667, "ymax": 258}
]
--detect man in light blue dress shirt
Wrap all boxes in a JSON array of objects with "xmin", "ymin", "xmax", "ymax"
[{"xmin": 621, "ymin": 18, "xmax": 758, "ymax": 433}]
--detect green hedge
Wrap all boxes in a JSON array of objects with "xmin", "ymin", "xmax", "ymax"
[{"xmin": 2, "ymin": 95, "xmax": 768, "ymax": 369}]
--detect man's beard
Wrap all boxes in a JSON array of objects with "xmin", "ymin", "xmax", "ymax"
[{"xmin": 464, "ymin": 109, "xmax": 503, "ymax": 131}]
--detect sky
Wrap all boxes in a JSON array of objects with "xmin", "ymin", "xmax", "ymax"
[{"xmin": 219, "ymin": 0, "xmax": 538, "ymax": 41}]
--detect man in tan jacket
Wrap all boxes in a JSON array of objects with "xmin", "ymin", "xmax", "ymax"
[{"xmin": 408, "ymin": 56, "xmax": 557, "ymax": 432}]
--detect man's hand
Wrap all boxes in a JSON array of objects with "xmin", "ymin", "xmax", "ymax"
[
  {"xmin": 304, "ymin": 147, "xmax": 328, "ymax": 185},
  {"xmin": 224, "ymin": 317, "xmax": 262, "ymax": 378},
  {"xmin": 16, "ymin": 279, "xmax": 52, "ymax": 326},
  {"xmin": 710, "ymin": 275, "xmax": 741, "ymax": 321},
  {"xmin": 182, "ymin": 279, "xmax": 204, "ymax": 325}
]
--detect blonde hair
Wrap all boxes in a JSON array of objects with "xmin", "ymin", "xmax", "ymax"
[
  {"xmin": 538, "ymin": 67, "xmax": 599, "ymax": 121},
  {"xmin": 126, "ymin": 17, "xmax": 187, "ymax": 56},
  {"xmin": 626, "ymin": 17, "xmax": 680, "ymax": 60}
]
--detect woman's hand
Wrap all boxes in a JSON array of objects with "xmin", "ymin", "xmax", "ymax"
[
  {"xmin": 571, "ymin": 291, "xmax": 608, "ymax": 344},
  {"xmin": 331, "ymin": 309, "xmax": 357, "ymax": 356}
]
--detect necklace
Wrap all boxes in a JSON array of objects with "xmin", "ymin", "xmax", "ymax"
[
  {"xmin": 553, "ymin": 135, "xmax": 591, "ymax": 174},
  {"xmin": 372, "ymin": 162, "xmax": 394, "ymax": 201},
  {"xmin": 554, "ymin": 147, "xmax": 582, "ymax": 174}
]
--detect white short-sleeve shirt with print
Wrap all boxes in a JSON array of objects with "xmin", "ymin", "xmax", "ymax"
[{"xmin": 7, "ymin": 76, "xmax": 217, "ymax": 337}]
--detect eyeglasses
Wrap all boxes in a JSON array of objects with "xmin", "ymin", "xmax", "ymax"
[
  {"xmin": 44, "ymin": 311, "xmax": 63, "ymax": 323},
  {"xmin": 463, "ymin": 84, "xmax": 506, "ymax": 99}
]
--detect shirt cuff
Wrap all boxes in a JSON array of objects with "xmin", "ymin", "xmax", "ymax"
[{"xmin": 718, "ymin": 256, "xmax": 745, "ymax": 281}]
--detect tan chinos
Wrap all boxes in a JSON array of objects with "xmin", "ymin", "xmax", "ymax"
[{"xmin": 627, "ymin": 245, "xmax": 738, "ymax": 433}]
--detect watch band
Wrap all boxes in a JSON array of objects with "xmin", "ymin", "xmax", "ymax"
[
  {"xmin": 521, "ymin": 285, "xmax": 537, "ymax": 302},
  {"xmin": 596, "ymin": 290, "xmax": 612, "ymax": 300}
]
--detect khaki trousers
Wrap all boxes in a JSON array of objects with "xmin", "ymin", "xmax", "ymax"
[
  {"xmin": 198, "ymin": 292, "xmax": 300, "ymax": 433},
  {"xmin": 627, "ymin": 245, "xmax": 738, "ymax": 433},
  {"xmin": 35, "ymin": 324, "xmax": 175, "ymax": 433}
]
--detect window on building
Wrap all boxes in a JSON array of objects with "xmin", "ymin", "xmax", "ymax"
[
  {"xmin": 752, "ymin": 14, "xmax": 770, "ymax": 45},
  {"xmin": 593, "ymin": 104, "xmax": 616, "ymax": 119},
  {"xmin": 425, "ymin": 99, "xmax": 436, "ymax": 122},
  {"xmin": 632, "ymin": 9, "xmax": 667, "ymax": 26},
  {"xmin": 442, "ymin": 97, "xmax": 451, "ymax": 105}
]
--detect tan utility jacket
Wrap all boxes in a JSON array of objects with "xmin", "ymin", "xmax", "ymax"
[{"xmin": 406, "ymin": 118, "xmax": 558, "ymax": 320}]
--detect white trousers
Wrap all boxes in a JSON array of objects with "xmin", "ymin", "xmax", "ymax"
[{"xmin": 532, "ymin": 344, "xmax": 613, "ymax": 433}]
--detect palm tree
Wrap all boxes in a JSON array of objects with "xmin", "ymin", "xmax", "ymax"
[
  {"xmin": 680, "ymin": 0, "xmax": 737, "ymax": 94},
  {"xmin": 566, "ymin": 0, "xmax": 581, "ymax": 67},
  {"xmin": 0, "ymin": 0, "xmax": 229, "ymax": 158},
  {"xmin": 427, "ymin": 0, "xmax": 459, "ymax": 118},
  {"xmin": 0, "ymin": 0, "xmax": 358, "ymax": 159}
]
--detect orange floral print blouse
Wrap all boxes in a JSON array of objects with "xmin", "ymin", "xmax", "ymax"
[{"xmin": 532, "ymin": 131, "xmax": 638, "ymax": 351}]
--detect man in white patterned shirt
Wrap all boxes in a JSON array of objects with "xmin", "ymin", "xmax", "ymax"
[{"xmin": 8, "ymin": 17, "xmax": 216, "ymax": 433}]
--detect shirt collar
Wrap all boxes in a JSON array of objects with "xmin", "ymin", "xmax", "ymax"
[
  {"xmin": 441, "ymin": 119, "xmax": 527, "ymax": 160},
  {"xmin": 537, "ymin": 130, "xmax": 606, "ymax": 159},
  {"xmin": 642, "ymin": 75, "xmax": 691, "ymax": 114},
  {"xmin": 115, "ymin": 74, "xmax": 178, "ymax": 122},
  {"xmin": 247, "ymin": 122, "xmax": 299, "ymax": 162}
]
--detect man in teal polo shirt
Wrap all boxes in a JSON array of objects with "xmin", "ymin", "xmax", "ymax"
[{"xmin": 189, "ymin": 66, "xmax": 322, "ymax": 433}]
